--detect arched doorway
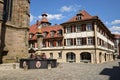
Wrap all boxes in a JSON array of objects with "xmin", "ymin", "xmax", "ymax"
[
  {"xmin": 80, "ymin": 52, "xmax": 91, "ymax": 63},
  {"xmin": 66, "ymin": 52, "xmax": 76, "ymax": 62}
]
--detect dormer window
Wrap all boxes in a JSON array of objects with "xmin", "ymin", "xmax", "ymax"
[
  {"xmin": 29, "ymin": 33, "xmax": 34, "ymax": 39},
  {"xmin": 57, "ymin": 29, "xmax": 62, "ymax": 36},
  {"xmin": 43, "ymin": 31, "xmax": 48, "ymax": 37},
  {"xmin": 76, "ymin": 13, "xmax": 83, "ymax": 20},
  {"xmin": 77, "ymin": 15, "xmax": 81, "ymax": 20},
  {"xmin": 50, "ymin": 30, "xmax": 55, "ymax": 37}
]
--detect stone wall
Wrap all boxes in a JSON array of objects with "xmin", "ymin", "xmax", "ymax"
[{"xmin": 0, "ymin": 0, "xmax": 30, "ymax": 63}]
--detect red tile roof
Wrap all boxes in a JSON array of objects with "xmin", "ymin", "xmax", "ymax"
[
  {"xmin": 62, "ymin": 10, "xmax": 95, "ymax": 24},
  {"xmin": 29, "ymin": 24, "xmax": 38, "ymax": 40},
  {"xmin": 41, "ymin": 25, "xmax": 63, "ymax": 38},
  {"xmin": 29, "ymin": 23, "xmax": 63, "ymax": 40},
  {"xmin": 113, "ymin": 34, "xmax": 120, "ymax": 38}
]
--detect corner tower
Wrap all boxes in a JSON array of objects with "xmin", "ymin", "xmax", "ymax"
[{"xmin": 1, "ymin": 0, "xmax": 30, "ymax": 63}]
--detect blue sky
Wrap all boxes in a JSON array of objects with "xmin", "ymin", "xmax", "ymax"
[{"xmin": 30, "ymin": 0, "xmax": 120, "ymax": 34}]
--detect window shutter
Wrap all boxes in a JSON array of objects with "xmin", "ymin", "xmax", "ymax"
[
  {"xmin": 71, "ymin": 39, "xmax": 73, "ymax": 45},
  {"xmin": 82, "ymin": 38, "xmax": 86, "ymax": 45},
  {"xmin": 74, "ymin": 38, "xmax": 76, "ymax": 45},
  {"xmin": 84, "ymin": 24, "xmax": 86, "ymax": 31},
  {"xmin": 53, "ymin": 41, "xmax": 56, "ymax": 47},
  {"xmin": 60, "ymin": 40, "xmax": 62, "ymax": 46},
  {"xmin": 93, "ymin": 37, "xmax": 95, "ymax": 45},
  {"xmin": 82, "ymin": 24, "xmax": 86, "ymax": 31},
  {"xmin": 64, "ymin": 39, "xmax": 66, "ymax": 46},
  {"xmin": 71, "ymin": 26, "xmax": 72, "ymax": 32},
  {"xmin": 74, "ymin": 25, "xmax": 76, "ymax": 32},
  {"xmin": 92, "ymin": 22, "xmax": 94, "ymax": 31},
  {"xmin": 48, "ymin": 41, "xmax": 49, "ymax": 47}
]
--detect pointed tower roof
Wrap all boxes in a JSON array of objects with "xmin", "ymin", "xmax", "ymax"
[{"xmin": 41, "ymin": 13, "xmax": 51, "ymax": 25}]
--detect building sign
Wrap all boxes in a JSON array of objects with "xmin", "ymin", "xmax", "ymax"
[{"xmin": 36, "ymin": 61, "xmax": 41, "ymax": 68}]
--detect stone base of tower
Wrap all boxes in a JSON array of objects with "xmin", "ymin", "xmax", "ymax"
[{"xmin": 2, "ymin": 53, "xmax": 29, "ymax": 63}]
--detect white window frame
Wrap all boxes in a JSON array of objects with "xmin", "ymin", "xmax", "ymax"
[
  {"xmin": 66, "ymin": 26, "xmax": 71, "ymax": 33},
  {"xmin": 77, "ymin": 38, "xmax": 82, "ymax": 45},
  {"xmin": 67, "ymin": 39, "xmax": 71, "ymax": 46},
  {"xmin": 86, "ymin": 24, "xmax": 92, "ymax": 31},
  {"xmin": 88, "ymin": 37, "xmax": 93, "ymax": 45}
]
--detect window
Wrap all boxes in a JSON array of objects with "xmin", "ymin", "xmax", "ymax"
[
  {"xmin": 77, "ymin": 38, "xmax": 82, "ymax": 45},
  {"xmin": 42, "ymin": 41, "xmax": 46, "ymax": 47},
  {"xmin": 50, "ymin": 53, "xmax": 53, "ymax": 59},
  {"xmin": 4, "ymin": 0, "xmax": 13, "ymax": 21},
  {"xmin": 67, "ymin": 39, "xmax": 73, "ymax": 46},
  {"xmin": 29, "ymin": 33, "xmax": 33, "ymax": 39},
  {"xmin": 57, "ymin": 40, "xmax": 61, "ymax": 46},
  {"xmin": 76, "ymin": 25, "xmax": 81, "ymax": 32},
  {"xmin": 58, "ymin": 30, "xmax": 62, "ymax": 36},
  {"xmin": 88, "ymin": 37, "xmax": 93, "ymax": 45},
  {"xmin": 50, "ymin": 31, "xmax": 55, "ymax": 37},
  {"xmin": 43, "ymin": 32, "xmax": 48, "ymax": 37},
  {"xmin": 66, "ymin": 26, "xmax": 71, "ymax": 33},
  {"xmin": 81, "ymin": 24, "xmax": 86, "ymax": 31},
  {"xmin": 58, "ymin": 52, "xmax": 62, "ymax": 58},
  {"xmin": 86, "ymin": 24, "xmax": 92, "ymax": 31},
  {"xmin": 77, "ymin": 15, "xmax": 82, "ymax": 20},
  {"xmin": 50, "ymin": 41, "xmax": 53, "ymax": 47},
  {"xmin": 32, "ymin": 43, "xmax": 35, "ymax": 48}
]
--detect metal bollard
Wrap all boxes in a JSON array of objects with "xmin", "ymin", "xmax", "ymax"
[
  {"xmin": 13, "ymin": 64, "xmax": 16, "ymax": 69},
  {"xmin": 48, "ymin": 64, "xmax": 51, "ymax": 69},
  {"xmin": 23, "ymin": 65, "xmax": 28, "ymax": 71}
]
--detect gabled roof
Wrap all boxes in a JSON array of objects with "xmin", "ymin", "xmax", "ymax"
[
  {"xmin": 112, "ymin": 34, "xmax": 120, "ymax": 39},
  {"xmin": 62, "ymin": 10, "xmax": 95, "ymax": 24},
  {"xmin": 29, "ymin": 24, "xmax": 38, "ymax": 40},
  {"xmin": 29, "ymin": 23, "xmax": 63, "ymax": 40},
  {"xmin": 41, "ymin": 25, "xmax": 63, "ymax": 38}
]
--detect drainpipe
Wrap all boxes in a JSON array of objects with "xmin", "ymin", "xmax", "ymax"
[{"xmin": 94, "ymin": 21, "xmax": 97, "ymax": 63}]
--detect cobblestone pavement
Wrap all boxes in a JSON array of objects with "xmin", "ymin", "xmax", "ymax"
[{"xmin": 0, "ymin": 59, "xmax": 120, "ymax": 80}]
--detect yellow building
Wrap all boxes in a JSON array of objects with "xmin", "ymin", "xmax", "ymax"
[{"xmin": 29, "ymin": 10, "xmax": 115, "ymax": 64}]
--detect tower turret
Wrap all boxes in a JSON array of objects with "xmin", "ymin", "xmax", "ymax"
[{"xmin": 40, "ymin": 13, "xmax": 51, "ymax": 27}]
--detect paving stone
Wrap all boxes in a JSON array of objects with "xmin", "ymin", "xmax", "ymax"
[{"xmin": 0, "ymin": 59, "xmax": 120, "ymax": 80}]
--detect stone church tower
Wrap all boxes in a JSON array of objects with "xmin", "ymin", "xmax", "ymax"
[{"xmin": 0, "ymin": 0, "xmax": 30, "ymax": 63}]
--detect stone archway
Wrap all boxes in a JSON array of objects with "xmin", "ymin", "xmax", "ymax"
[
  {"xmin": 66, "ymin": 52, "xmax": 76, "ymax": 62},
  {"xmin": 80, "ymin": 52, "xmax": 91, "ymax": 63}
]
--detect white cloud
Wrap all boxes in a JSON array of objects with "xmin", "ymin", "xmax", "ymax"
[
  {"xmin": 60, "ymin": 6, "xmax": 73, "ymax": 12},
  {"xmin": 109, "ymin": 26, "xmax": 120, "ymax": 34},
  {"xmin": 111, "ymin": 20, "xmax": 120, "ymax": 25},
  {"xmin": 38, "ymin": 13, "xmax": 64, "ymax": 21},
  {"xmin": 111, "ymin": 31, "xmax": 120, "ymax": 34},
  {"xmin": 110, "ymin": 26, "xmax": 120, "ymax": 31},
  {"xmin": 30, "ymin": 14, "xmax": 34, "ymax": 22},
  {"xmin": 48, "ymin": 14, "xmax": 64, "ymax": 20},
  {"xmin": 60, "ymin": 4, "xmax": 82, "ymax": 12},
  {"xmin": 105, "ymin": 21, "xmax": 109, "ymax": 25}
]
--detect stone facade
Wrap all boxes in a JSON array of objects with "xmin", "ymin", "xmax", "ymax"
[
  {"xmin": 29, "ymin": 11, "xmax": 115, "ymax": 64},
  {"xmin": 0, "ymin": 0, "xmax": 30, "ymax": 63}
]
